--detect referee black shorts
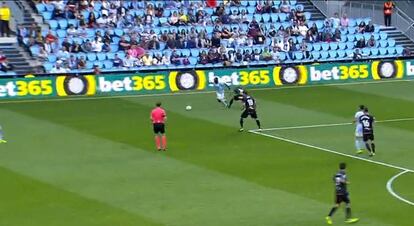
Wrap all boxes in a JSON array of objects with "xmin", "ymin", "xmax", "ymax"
[{"xmin": 153, "ymin": 123, "xmax": 165, "ymax": 134}]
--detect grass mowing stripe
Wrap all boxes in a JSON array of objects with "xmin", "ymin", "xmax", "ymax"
[
  {"xmin": 386, "ymin": 171, "xmax": 414, "ymax": 206},
  {"xmin": 248, "ymin": 131, "xmax": 413, "ymax": 172},
  {"xmin": 0, "ymin": 79, "xmax": 409, "ymax": 105},
  {"xmin": 250, "ymin": 117, "xmax": 414, "ymax": 132}
]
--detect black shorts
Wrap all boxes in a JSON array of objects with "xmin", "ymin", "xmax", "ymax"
[
  {"xmin": 363, "ymin": 133, "xmax": 374, "ymax": 142},
  {"xmin": 153, "ymin": 123, "xmax": 165, "ymax": 134},
  {"xmin": 336, "ymin": 193, "xmax": 350, "ymax": 204},
  {"xmin": 241, "ymin": 109, "xmax": 258, "ymax": 119},
  {"xmin": 233, "ymin": 94, "xmax": 243, "ymax": 101}
]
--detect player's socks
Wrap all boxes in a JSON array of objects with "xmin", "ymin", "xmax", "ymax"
[
  {"xmin": 161, "ymin": 135, "xmax": 167, "ymax": 151},
  {"xmin": 328, "ymin": 207, "xmax": 337, "ymax": 217},
  {"xmin": 228, "ymin": 99, "xmax": 233, "ymax": 108},
  {"xmin": 365, "ymin": 142, "xmax": 372, "ymax": 153},
  {"xmin": 240, "ymin": 118, "xmax": 244, "ymax": 128},
  {"xmin": 256, "ymin": 119, "xmax": 261, "ymax": 129},
  {"xmin": 371, "ymin": 143, "xmax": 376, "ymax": 153},
  {"xmin": 155, "ymin": 136, "xmax": 161, "ymax": 150},
  {"xmin": 346, "ymin": 207, "xmax": 352, "ymax": 219}
]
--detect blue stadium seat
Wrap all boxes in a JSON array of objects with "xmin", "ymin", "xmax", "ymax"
[
  {"xmin": 321, "ymin": 43, "xmax": 330, "ymax": 51},
  {"xmin": 103, "ymin": 60, "xmax": 113, "ymax": 69},
  {"xmin": 48, "ymin": 20, "xmax": 58, "ymax": 30},
  {"xmin": 294, "ymin": 51, "xmax": 304, "ymax": 60},
  {"xmin": 262, "ymin": 13, "xmax": 271, "ymax": 23},
  {"xmin": 337, "ymin": 50, "xmax": 346, "ymax": 58},
  {"xmin": 380, "ymin": 32, "xmax": 388, "ymax": 40},
  {"xmin": 87, "ymin": 53, "xmax": 97, "ymax": 61},
  {"xmin": 388, "ymin": 39, "xmax": 396, "ymax": 47},
  {"xmin": 68, "ymin": 19, "xmax": 78, "ymax": 27},
  {"xmin": 379, "ymin": 40, "xmax": 388, "ymax": 48},
  {"xmin": 311, "ymin": 51, "xmax": 320, "ymax": 60},
  {"xmin": 248, "ymin": 0, "xmax": 256, "ymax": 6},
  {"xmin": 58, "ymin": 19, "xmax": 68, "ymax": 29},
  {"xmin": 30, "ymin": 45, "xmax": 40, "ymax": 56},
  {"xmin": 44, "ymin": 62, "xmax": 53, "ymax": 71},
  {"xmin": 278, "ymin": 13, "xmax": 288, "ymax": 22},
  {"xmin": 45, "ymin": 4, "xmax": 54, "ymax": 12},
  {"xmin": 36, "ymin": 3, "xmax": 46, "ymax": 12},
  {"xmin": 379, "ymin": 47, "xmax": 388, "ymax": 56},
  {"xmin": 106, "ymin": 52, "xmax": 115, "ymax": 60},
  {"xmin": 304, "ymin": 12, "xmax": 311, "ymax": 21},
  {"xmin": 362, "ymin": 48, "xmax": 370, "ymax": 56},
  {"xmin": 247, "ymin": 6, "xmax": 255, "ymax": 14},
  {"xmin": 330, "ymin": 42, "xmax": 338, "ymax": 50},
  {"xmin": 320, "ymin": 51, "xmax": 329, "ymax": 59},
  {"xmin": 346, "ymin": 42, "xmax": 354, "ymax": 49},
  {"xmin": 270, "ymin": 13, "xmax": 278, "ymax": 22},
  {"xmin": 328, "ymin": 50, "xmax": 337, "ymax": 58},
  {"xmin": 370, "ymin": 48, "xmax": 379, "ymax": 56},
  {"xmin": 387, "ymin": 47, "xmax": 396, "ymax": 55},
  {"xmin": 312, "ymin": 43, "xmax": 321, "ymax": 51},
  {"xmin": 56, "ymin": 29, "xmax": 67, "ymax": 38},
  {"xmin": 189, "ymin": 57, "xmax": 198, "ymax": 65},
  {"xmin": 395, "ymin": 46, "xmax": 404, "ymax": 55},
  {"xmin": 254, "ymin": 14, "xmax": 262, "ymax": 22},
  {"xmin": 97, "ymin": 52, "xmax": 106, "ymax": 61},
  {"xmin": 47, "ymin": 55, "xmax": 57, "ymax": 63},
  {"xmin": 190, "ymin": 48, "xmax": 200, "ymax": 57}
]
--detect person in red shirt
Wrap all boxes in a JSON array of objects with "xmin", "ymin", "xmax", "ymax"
[
  {"xmin": 383, "ymin": 1, "xmax": 395, "ymax": 27},
  {"xmin": 150, "ymin": 102, "xmax": 167, "ymax": 151}
]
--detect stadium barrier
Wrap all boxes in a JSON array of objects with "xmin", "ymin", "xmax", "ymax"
[{"xmin": 1, "ymin": 59, "xmax": 414, "ymax": 100}]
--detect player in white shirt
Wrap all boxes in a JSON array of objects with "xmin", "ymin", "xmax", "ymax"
[
  {"xmin": 0, "ymin": 125, "xmax": 6, "ymax": 143},
  {"xmin": 353, "ymin": 105, "xmax": 365, "ymax": 154},
  {"xmin": 213, "ymin": 77, "xmax": 230, "ymax": 107}
]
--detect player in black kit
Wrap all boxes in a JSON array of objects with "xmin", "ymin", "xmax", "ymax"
[
  {"xmin": 325, "ymin": 163, "xmax": 359, "ymax": 225},
  {"xmin": 227, "ymin": 86, "xmax": 245, "ymax": 109},
  {"xmin": 359, "ymin": 108, "xmax": 376, "ymax": 157},
  {"xmin": 239, "ymin": 92, "xmax": 261, "ymax": 132}
]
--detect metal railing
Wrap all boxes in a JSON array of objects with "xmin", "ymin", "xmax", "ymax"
[{"xmin": 310, "ymin": 0, "xmax": 414, "ymax": 42}]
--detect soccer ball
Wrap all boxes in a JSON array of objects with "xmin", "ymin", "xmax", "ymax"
[{"xmin": 186, "ymin": 105, "xmax": 192, "ymax": 111}]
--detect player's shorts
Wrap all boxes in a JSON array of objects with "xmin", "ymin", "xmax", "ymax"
[
  {"xmin": 363, "ymin": 133, "xmax": 374, "ymax": 142},
  {"xmin": 355, "ymin": 124, "xmax": 363, "ymax": 137},
  {"xmin": 153, "ymin": 123, "xmax": 165, "ymax": 134},
  {"xmin": 216, "ymin": 92, "xmax": 225, "ymax": 101},
  {"xmin": 241, "ymin": 109, "xmax": 258, "ymax": 119},
  {"xmin": 336, "ymin": 193, "xmax": 350, "ymax": 204}
]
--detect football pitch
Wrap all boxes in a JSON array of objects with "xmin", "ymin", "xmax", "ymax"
[{"xmin": 0, "ymin": 80, "xmax": 413, "ymax": 226}]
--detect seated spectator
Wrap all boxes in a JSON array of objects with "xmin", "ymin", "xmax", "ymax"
[
  {"xmin": 199, "ymin": 50, "xmax": 209, "ymax": 64},
  {"xmin": 38, "ymin": 46, "xmax": 48, "ymax": 59},
  {"xmin": 208, "ymin": 48, "xmax": 220, "ymax": 63},
  {"xmin": 152, "ymin": 53, "xmax": 163, "ymax": 65},
  {"xmin": 296, "ymin": 6, "xmax": 306, "ymax": 22},
  {"xmin": 142, "ymin": 53, "xmax": 153, "ymax": 66},
  {"xmin": 119, "ymin": 36, "xmax": 131, "ymax": 51},
  {"xmin": 123, "ymin": 53, "xmax": 138, "ymax": 68},
  {"xmin": 81, "ymin": 39, "xmax": 93, "ymax": 52},
  {"xmin": 263, "ymin": 0, "xmax": 275, "ymax": 13},
  {"xmin": 340, "ymin": 13, "xmax": 349, "ymax": 28},
  {"xmin": 66, "ymin": 55, "xmax": 78, "ymax": 70},
  {"xmin": 166, "ymin": 34, "xmax": 176, "ymax": 49},
  {"xmin": 267, "ymin": 24, "xmax": 277, "ymax": 38},
  {"xmin": 171, "ymin": 51, "xmax": 181, "ymax": 65},
  {"xmin": 280, "ymin": 0, "xmax": 291, "ymax": 13},
  {"xmin": 235, "ymin": 49, "xmax": 243, "ymax": 63},
  {"xmin": 243, "ymin": 49, "xmax": 252, "ymax": 64},
  {"xmin": 169, "ymin": 11, "xmax": 179, "ymax": 26},
  {"xmin": 71, "ymin": 41, "xmax": 82, "ymax": 53},
  {"xmin": 305, "ymin": 30, "xmax": 316, "ymax": 43},
  {"xmin": 147, "ymin": 36, "xmax": 160, "ymax": 50},
  {"xmin": 355, "ymin": 38, "xmax": 366, "ymax": 48},
  {"xmin": 358, "ymin": 21, "xmax": 366, "ymax": 33},
  {"xmin": 252, "ymin": 49, "xmax": 261, "ymax": 61},
  {"xmin": 215, "ymin": 3, "xmax": 225, "ymax": 16},
  {"xmin": 161, "ymin": 54, "xmax": 170, "ymax": 66},
  {"xmin": 67, "ymin": 24, "xmax": 78, "ymax": 37},
  {"xmin": 330, "ymin": 12, "xmax": 340, "ymax": 29},
  {"xmin": 57, "ymin": 46, "xmax": 70, "ymax": 61},
  {"xmin": 240, "ymin": 10, "xmax": 249, "ymax": 24},
  {"xmin": 366, "ymin": 35, "xmax": 376, "ymax": 47},
  {"xmin": 102, "ymin": 40, "xmax": 111, "ymax": 52},
  {"xmin": 178, "ymin": 10, "xmax": 188, "ymax": 25},
  {"xmin": 112, "ymin": 54, "xmax": 123, "ymax": 68},
  {"xmin": 287, "ymin": 38, "xmax": 296, "ymax": 59},
  {"xmin": 350, "ymin": 48, "xmax": 366, "ymax": 61},
  {"xmin": 333, "ymin": 28, "xmax": 341, "ymax": 42},
  {"xmin": 300, "ymin": 40, "xmax": 310, "ymax": 59},
  {"xmin": 218, "ymin": 44, "xmax": 227, "ymax": 55},
  {"xmin": 261, "ymin": 47, "xmax": 273, "ymax": 61},
  {"xmin": 88, "ymin": 12, "xmax": 97, "ymax": 28},
  {"xmin": 77, "ymin": 56, "xmax": 86, "ymax": 69},
  {"xmin": 229, "ymin": 10, "xmax": 239, "ymax": 24},
  {"xmin": 316, "ymin": 32, "xmax": 324, "ymax": 42},
  {"xmin": 91, "ymin": 37, "xmax": 104, "ymax": 52},
  {"xmin": 155, "ymin": 3, "xmax": 164, "ymax": 17},
  {"xmin": 50, "ymin": 61, "xmax": 68, "ymax": 73},
  {"xmin": 211, "ymin": 32, "xmax": 221, "ymax": 48},
  {"xmin": 324, "ymin": 32, "xmax": 333, "ymax": 42},
  {"xmin": 298, "ymin": 21, "xmax": 309, "ymax": 37},
  {"xmin": 45, "ymin": 30, "xmax": 57, "ymax": 43},
  {"xmin": 93, "ymin": 65, "xmax": 101, "ymax": 75},
  {"xmin": 256, "ymin": 0, "xmax": 264, "ymax": 13},
  {"xmin": 365, "ymin": 21, "xmax": 375, "ymax": 33},
  {"xmin": 221, "ymin": 27, "xmax": 233, "ymax": 39},
  {"xmin": 271, "ymin": 46, "xmax": 281, "ymax": 62},
  {"xmin": 61, "ymin": 37, "xmax": 72, "ymax": 51}
]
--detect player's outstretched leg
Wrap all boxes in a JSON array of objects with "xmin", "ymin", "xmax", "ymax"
[
  {"xmin": 161, "ymin": 135, "xmax": 167, "ymax": 151},
  {"xmin": 365, "ymin": 141, "xmax": 373, "ymax": 156},
  {"xmin": 239, "ymin": 118, "xmax": 244, "ymax": 132},
  {"xmin": 0, "ymin": 126, "xmax": 6, "ymax": 143},
  {"xmin": 155, "ymin": 135, "xmax": 161, "ymax": 151},
  {"xmin": 344, "ymin": 204, "xmax": 359, "ymax": 224},
  {"xmin": 228, "ymin": 99, "xmax": 234, "ymax": 108},
  {"xmin": 371, "ymin": 142, "xmax": 376, "ymax": 155},
  {"xmin": 355, "ymin": 138, "xmax": 364, "ymax": 154}
]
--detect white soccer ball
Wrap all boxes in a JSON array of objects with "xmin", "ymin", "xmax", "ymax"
[{"xmin": 186, "ymin": 105, "xmax": 192, "ymax": 111}]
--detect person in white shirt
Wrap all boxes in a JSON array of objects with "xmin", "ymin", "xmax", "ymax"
[
  {"xmin": 67, "ymin": 25, "xmax": 78, "ymax": 37},
  {"xmin": 91, "ymin": 37, "xmax": 104, "ymax": 52},
  {"xmin": 353, "ymin": 105, "xmax": 366, "ymax": 154},
  {"xmin": 50, "ymin": 63, "xmax": 69, "ymax": 73},
  {"xmin": 123, "ymin": 54, "xmax": 137, "ymax": 68},
  {"xmin": 96, "ymin": 15, "xmax": 109, "ymax": 27},
  {"xmin": 298, "ymin": 21, "xmax": 309, "ymax": 37}
]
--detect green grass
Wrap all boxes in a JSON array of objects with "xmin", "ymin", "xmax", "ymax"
[{"xmin": 0, "ymin": 80, "xmax": 413, "ymax": 226}]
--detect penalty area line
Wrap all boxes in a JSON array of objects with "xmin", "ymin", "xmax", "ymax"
[
  {"xmin": 250, "ymin": 117, "xmax": 414, "ymax": 132},
  {"xmin": 386, "ymin": 170, "xmax": 414, "ymax": 206}
]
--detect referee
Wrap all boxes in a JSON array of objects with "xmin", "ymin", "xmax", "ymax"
[{"xmin": 150, "ymin": 102, "xmax": 167, "ymax": 151}]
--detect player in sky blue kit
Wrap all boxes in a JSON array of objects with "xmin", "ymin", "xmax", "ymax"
[
  {"xmin": 0, "ymin": 125, "xmax": 6, "ymax": 143},
  {"xmin": 213, "ymin": 77, "xmax": 230, "ymax": 107},
  {"xmin": 353, "ymin": 105, "xmax": 365, "ymax": 154}
]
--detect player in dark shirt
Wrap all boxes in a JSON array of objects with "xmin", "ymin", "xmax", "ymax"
[
  {"xmin": 326, "ymin": 163, "xmax": 359, "ymax": 225},
  {"xmin": 239, "ymin": 92, "xmax": 261, "ymax": 132},
  {"xmin": 227, "ymin": 86, "xmax": 245, "ymax": 109},
  {"xmin": 359, "ymin": 108, "xmax": 376, "ymax": 157}
]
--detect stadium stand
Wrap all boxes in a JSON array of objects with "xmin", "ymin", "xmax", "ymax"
[{"xmin": 19, "ymin": 0, "xmax": 405, "ymax": 73}]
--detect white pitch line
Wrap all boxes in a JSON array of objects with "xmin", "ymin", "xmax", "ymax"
[
  {"xmin": 0, "ymin": 78, "xmax": 410, "ymax": 105},
  {"xmin": 249, "ymin": 131, "xmax": 414, "ymax": 173},
  {"xmin": 386, "ymin": 170, "xmax": 414, "ymax": 206},
  {"xmin": 250, "ymin": 117, "xmax": 414, "ymax": 132}
]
